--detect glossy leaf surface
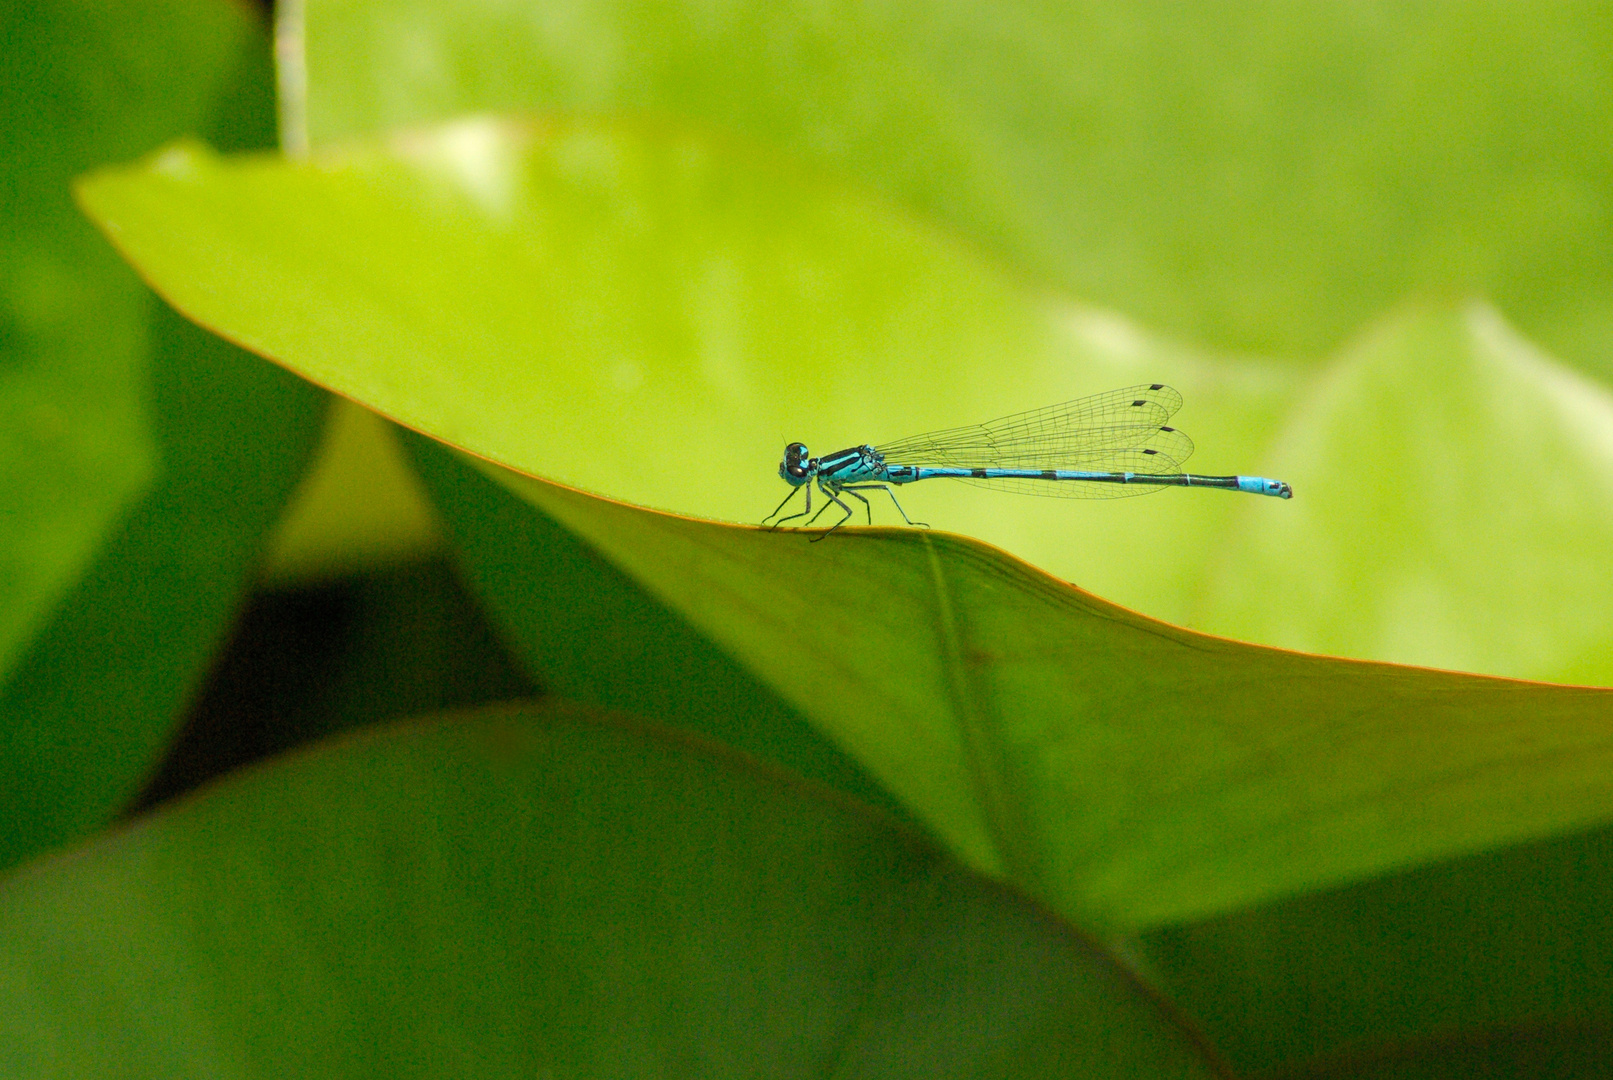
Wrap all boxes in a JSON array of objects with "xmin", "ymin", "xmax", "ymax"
[
  {"xmin": 59, "ymin": 10, "xmax": 1613, "ymax": 1072},
  {"xmin": 285, "ymin": 0, "xmax": 1613, "ymax": 684},
  {"xmin": 71, "ymin": 117, "xmax": 1613, "ymax": 933}
]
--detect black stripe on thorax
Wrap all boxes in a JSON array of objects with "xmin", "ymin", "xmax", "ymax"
[{"xmin": 818, "ymin": 448, "xmax": 862, "ymax": 475}]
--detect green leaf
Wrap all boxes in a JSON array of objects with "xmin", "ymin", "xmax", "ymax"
[
  {"xmin": 69, "ymin": 118, "xmax": 1613, "ymax": 930},
  {"xmin": 299, "ymin": 0, "xmax": 1613, "ymax": 376},
  {"xmin": 0, "ymin": 700, "xmax": 1218, "ymax": 1079},
  {"xmin": 0, "ymin": 305, "xmax": 326, "ymax": 870},
  {"xmin": 473, "ymin": 466, "xmax": 1613, "ymax": 1068},
  {"xmin": 409, "ymin": 405, "xmax": 1613, "ymax": 1069},
  {"xmin": 74, "ymin": 115, "xmax": 1613, "ymax": 684},
  {"xmin": 0, "ymin": 0, "xmax": 261, "ymax": 678},
  {"xmin": 484, "ymin": 464, "xmax": 1613, "ymax": 932},
  {"xmin": 261, "ymin": 399, "xmax": 448, "ymax": 584},
  {"xmin": 403, "ymin": 430, "xmax": 914, "ymax": 825},
  {"xmin": 1138, "ymin": 822, "xmax": 1613, "ymax": 1074},
  {"xmin": 1201, "ymin": 302, "xmax": 1613, "ymax": 684},
  {"xmin": 73, "ymin": 118, "xmax": 1294, "ymax": 634},
  {"xmin": 129, "ymin": 557, "xmax": 538, "ymax": 812},
  {"xmin": 62, "ymin": 27, "xmax": 1613, "ymax": 1069},
  {"xmin": 284, "ymin": 0, "xmax": 1613, "ymax": 685},
  {"xmin": 0, "ymin": 0, "xmax": 327, "ymax": 869}
]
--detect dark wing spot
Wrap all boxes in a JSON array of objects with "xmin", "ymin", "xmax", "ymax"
[
  {"xmin": 1150, "ymin": 383, "xmax": 1164, "ymax": 390},
  {"xmin": 1161, "ymin": 426, "xmax": 1174, "ymax": 432},
  {"xmin": 1143, "ymin": 448, "xmax": 1158, "ymax": 455},
  {"xmin": 1132, "ymin": 399, "xmax": 1147, "ymax": 407}
]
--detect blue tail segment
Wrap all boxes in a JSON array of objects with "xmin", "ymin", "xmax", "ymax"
[
  {"xmin": 765, "ymin": 383, "xmax": 1294, "ymax": 533},
  {"xmin": 1237, "ymin": 476, "xmax": 1293, "ymax": 498}
]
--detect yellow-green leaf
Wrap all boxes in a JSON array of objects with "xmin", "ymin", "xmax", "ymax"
[{"xmin": 75, "ymin": 118, "xmax": 1293, "ymax": 632}]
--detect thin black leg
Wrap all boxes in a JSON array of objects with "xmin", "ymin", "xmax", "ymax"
[
  {"xmin": 808, "ymin": 480, "xmax": 856, "ymax": 541},
  {"xmin": 840, "ymin": 483, "xmax": 928, "ymax": 527},
  {"xmin": 805, "ymin": 486, "xmax": 859, "ymax": 527},
  {"xmin": 842, "ymin": 488, "xmax": 873, "ymax": 525},
  {"xmin": 766, "ymin": 483, "xmax": 813, "ymax": 529}
]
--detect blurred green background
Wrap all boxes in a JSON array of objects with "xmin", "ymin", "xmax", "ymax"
[{"xmin": 4, "ymin": 0, "xmax": 1613, "ymax": 1075}]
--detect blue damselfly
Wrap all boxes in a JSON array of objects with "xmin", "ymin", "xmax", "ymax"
[{"xmin": 765, "ymin": 383, "xmax": 1291, "ymax": 534}]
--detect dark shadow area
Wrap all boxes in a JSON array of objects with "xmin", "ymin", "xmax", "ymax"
[
  {"xmin": 1282, "ymin": 1016, "xmax": 1613, "ymax": 1080},
  {"xmin": 129, "ymin": 558, "xmax": 538, "ymax": 814},
  {"xmin": 1142, "ymin": 820, "xmax": 1613, "ymax": 1078}
]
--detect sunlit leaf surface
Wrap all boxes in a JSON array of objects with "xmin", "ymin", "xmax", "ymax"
[
  {"xmin": 61, "ymin": 11, "xmax": 1613, "ymax": 1070},
  {"xmin": 76, "ymin": 117, "xmax": 1613, "ymax": 684},
  {"xmin": 73, "ymin": 120, "xmax": 1300, "ymax": 633},
  {"xmin": 284, "ymin": 0, "xmax": 1613, "ymax": 685},
  {"xmin": 1206, "ymin": 302, "xmax": 1613, "ymax": 683},
  {"xmin": 302, "ymin": 0, "xmax": 1613, "ymax": 378}
]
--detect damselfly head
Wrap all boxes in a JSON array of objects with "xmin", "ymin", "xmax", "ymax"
[{"xmin": 780, "ymin": 442, "xmax": 812, "ymax": 484}]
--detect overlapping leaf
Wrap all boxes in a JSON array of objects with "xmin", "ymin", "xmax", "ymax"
[
  {"xmin": 301, "ymin": 0, "xmax": 1613, "ymax": 378},
  {"xmin": 74, "ymin": 118, "xmax": 1299, "ymax": 634},
  {"xmin": 1205, "ymin": 302, "xmax": 1613, "ymax": 683},
  {"xmin": 0, "ymin": 701, "xmax": 1218, "ymax": 1079},
  {"xmin": 283, "ymin": 0, "xmax": 1613, "ymax": 686},
  {"xmin": 488, "ymin": 465, "xmax": 1613, "ymax": 930},
  {"xmin": 60, "ymin": 8, "xmax": 1613, "ymax": 1073},
  {"xmin": 0, "ymin": 0, "xmax": 326, "ymax": 870},
  {"xmin": 74, "ymin": 120, "xmax": 1613, "ymax": 925}
]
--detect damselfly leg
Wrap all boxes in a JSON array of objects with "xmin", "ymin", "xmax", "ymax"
[
  {"xmin": 806, "ymin": 485, "xmax": 872, "ymax": 526},
  {"xmin": 764, "ymin": 483, "xmax": 811, "ymax": 529},
  {"xmin": 840, "ymin": 484, "xmax": 927, "ymax": 528},
  {"xmin": 805, "ymin": 480, "xmax": 858, "ymax": 540}
]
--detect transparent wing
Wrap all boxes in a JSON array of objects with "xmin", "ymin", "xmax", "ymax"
[{"xmin": 873, "ymin": 384, "xmax": 1195, "ymax": 499}]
